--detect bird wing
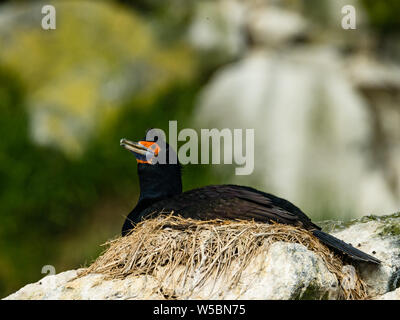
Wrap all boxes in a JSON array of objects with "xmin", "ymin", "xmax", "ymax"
[{"xmin": 147, "ymin": 184, "xmax": 320, "ymax": 230}]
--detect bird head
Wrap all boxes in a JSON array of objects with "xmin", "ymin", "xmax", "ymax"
[
  {"xmin": 120, "ymin": 128, "xmax": 179, "ymax": 166},
  {"xmin": 119, "ymin": 137, "xmax": 161, "ymax": 165},
  {"xmin": 120, "ymin": 129, "xmax": 182, "ymax": 199}
]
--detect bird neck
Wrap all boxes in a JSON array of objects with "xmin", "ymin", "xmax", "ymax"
[{"xmin": 137, "ymin": 165, "xmax": 182, "ymax": 202}]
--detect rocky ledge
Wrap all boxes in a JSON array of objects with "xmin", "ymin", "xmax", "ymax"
[{"xmin": 4, "ymin": 213, "xmax": 400, "ymax": 300}]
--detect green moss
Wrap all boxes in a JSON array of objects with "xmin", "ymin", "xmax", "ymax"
[
  {"xmin": 318, "ymin": 212, "xmax": 400, "ymax": 234},
  {"xmin": 376, "ymin": 213, "xmax": 400, "ymax": 237}
]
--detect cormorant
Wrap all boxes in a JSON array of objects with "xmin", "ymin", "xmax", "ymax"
[{"xmin": 119, "ymin": 135, "xmax": 380, "ymax": 264}]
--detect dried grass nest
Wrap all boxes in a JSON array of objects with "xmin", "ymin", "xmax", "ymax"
[{"xmin": 78, "ymin": 214, "xmax": 368, "ymax": 300}]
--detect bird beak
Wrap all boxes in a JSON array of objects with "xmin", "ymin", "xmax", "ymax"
[{"xmin": 120, "ymin": 138, "xmax": 155, "ymax": 157}]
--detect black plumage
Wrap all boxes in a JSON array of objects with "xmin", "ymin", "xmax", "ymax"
[{"xmin": 120, "ymin": 135, "xmax": 380, "ymax": 264}]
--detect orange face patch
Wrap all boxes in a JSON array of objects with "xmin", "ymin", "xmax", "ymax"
[{"xmin": 136, "ymin": 141, "xmax": 160, "ymax": 164}]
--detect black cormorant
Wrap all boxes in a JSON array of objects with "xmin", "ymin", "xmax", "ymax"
[{"xmin": 119, "ymin": 134, "xmax": 380, "ymax": 264}]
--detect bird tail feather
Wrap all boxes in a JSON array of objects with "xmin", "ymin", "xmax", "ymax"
[{"xmin": 312, "ymin": 229, "xmax": 381, "ymax": 264}]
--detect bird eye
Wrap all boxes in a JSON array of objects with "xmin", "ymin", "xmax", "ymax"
[
  {"xmin": 150, "ymin": 143, "xmax": 160, "ymax": 156},
  {"xmin": 139, "ymin": 141, "xmax": 160, "ymax": 158}
]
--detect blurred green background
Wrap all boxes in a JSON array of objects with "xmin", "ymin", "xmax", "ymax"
[{"xmin": 0, "ymin": 0, "xmax": 399, "ymax": 297}]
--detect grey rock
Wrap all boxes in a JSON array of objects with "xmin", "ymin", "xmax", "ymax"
[
  {"xmin": 4, "ymin": 213, "xmax": 400, "ymax": 300},
  {"xmin": 321, "ymin": 213, "xmax": 400, "ymax": 297},
  {"xmin": 376, "ymin": 288, "xmax": 400, "ymax": 300},
  {"xmin": 4, "ymin": 242, "xmax": 339, "ymax": 300}
]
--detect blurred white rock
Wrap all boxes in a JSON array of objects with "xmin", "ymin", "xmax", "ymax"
[
  {"xmin": 187, "ymin": 0, "xmax": 246, "ymax": 58},
  {"xmin": 247, "ymin": 6, "xmax": 307, "ymax": 47},
  {"xmin": 194, "ymin": 46, "xmax": 399, "ymax": 218}
]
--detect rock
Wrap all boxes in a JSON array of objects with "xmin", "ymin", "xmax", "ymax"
[
  {"xmin": 235, "ymin": 242, "xmax": 339, "ymax": 300},
  {"xmin": 170, "ymin": 242, "xmax": 340, "ymax": 300},
  {"xmin": 4, "ymin": 213, "xmax": 400, "ymax": 300},
  {"xmin": 347, "ymin": 54, "xmax": 400, "ymax": 90},
  {"xmin": 246, "ymin": 7, "xmax": 308, "ymax": 47},
  {"xmin": 346, "ymin": 54, "xmax": 400, "ymax": 197},
  {"xmin": 187, "ymin": 0, "xmax": 246, "ymax": 59},
  {"xmin": 320, "ymin": 213, "xmax": 400, "ymax": 297},
  {"xmin": 376, "ymin": 288, "xmax": 400, "ymax": 300},
  {"xmin": 4, "ymin": 269, "xmax": 163, "ymax": 300},
  {"xmin": 4, "ymin": 242, "xmax": 339, "ymax": 300}
]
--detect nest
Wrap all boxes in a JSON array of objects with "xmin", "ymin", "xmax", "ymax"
[{"xmin": 78, "ymin": 214, "xmax": 368, "ymax": 300}]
